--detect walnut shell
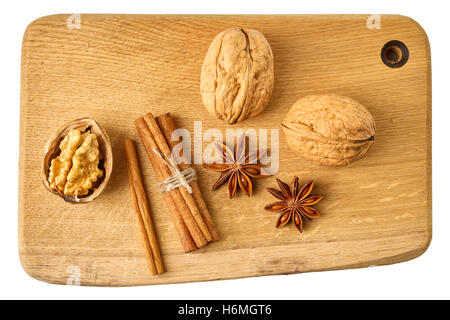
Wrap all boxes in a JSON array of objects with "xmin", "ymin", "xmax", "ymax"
[
  {"xmin": 42, "ymin": 118, "xmax": 113, "ymax": 203},
  {"xmin": 282, "ymin": 95, "xmax": 376, "ymax": 167},
  {"xmin": 200, "ymin": 28, "xmax": 274, "ymax": 124}
]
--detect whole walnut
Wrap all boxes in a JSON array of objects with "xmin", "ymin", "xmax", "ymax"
[
  {"xmin": 282, "ymin": 95, "xmax": 376, "ymax": 167},
  {"xmin": 200, "ymin": 28, "xmax": 274, "ymax": 124}
]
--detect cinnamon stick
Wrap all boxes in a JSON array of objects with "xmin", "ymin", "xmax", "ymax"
[
  {"xmin": 156, "ymin": 113, "xmax": 219, "ymax": 241},
  {"xmin": 135, "ymin": 117, "xmax": 206, "ymax": 250},
  {"xmin": 123, "ymin": 139, "xmax": 164, "ymax": 275},
  {"xmin": 143, "ymin": 113, "xmax": 213, "ymax": 243}
]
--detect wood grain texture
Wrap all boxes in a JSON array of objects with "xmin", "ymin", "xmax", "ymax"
[{"xmin": 19, "ymin": 14, "xmax": 431, "ymax": 286}]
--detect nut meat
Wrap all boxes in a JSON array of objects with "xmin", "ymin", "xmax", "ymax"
[
  {"xmin": 60, "ymin": 131, "xmax": 104, "ymax": 196},
  {"xmin": 48, "ymin": 129, "xmax": 84, "ymax": 194},
  {"xmin": 200, "ymin": 28, "xmax": 274, "ymax": 124},
  {"xmin": 282, "ymin": 95, "xmax": 376, "ymax": 167}
]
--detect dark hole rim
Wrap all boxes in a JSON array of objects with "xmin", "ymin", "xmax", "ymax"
[{"xmin": 381, "ymin": 40, "xmax": 409, "ymax": 68}]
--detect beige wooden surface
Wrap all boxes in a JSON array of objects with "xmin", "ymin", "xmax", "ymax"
[{"xmin": 19, "ymin": 14, "xmax": 431, "ymax": 286}]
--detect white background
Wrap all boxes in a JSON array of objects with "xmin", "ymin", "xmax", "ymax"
[{"xmin": 1, "ymin": 0, "xmax": 448, "ymax": 300}]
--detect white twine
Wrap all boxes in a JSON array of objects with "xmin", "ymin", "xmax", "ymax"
[{"xmin": 153, "ymin": 148, "xmax": 195, "ymax": 194}]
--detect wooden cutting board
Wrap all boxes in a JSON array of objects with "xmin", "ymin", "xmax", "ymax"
[{"xmin": 19, "ymin": 14, "xmax": 431, "ymax": 286}]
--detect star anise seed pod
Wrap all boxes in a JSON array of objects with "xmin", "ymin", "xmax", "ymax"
[
  {"xmin": 265, "ymin": 177, "xmax": 323, "ymax": 232},
  {"xmin": 202, "ymin": 134, "xmax": 269, "ymax": 199}
]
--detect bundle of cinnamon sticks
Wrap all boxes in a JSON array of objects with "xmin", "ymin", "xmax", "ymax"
[{"xmin": 135, "ymin": 113, "xmax": 218, "ymax": 252}]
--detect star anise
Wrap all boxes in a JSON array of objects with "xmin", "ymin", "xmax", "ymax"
[
  {"xmin": 265, "ymin": 177, "xmax": 323, "ymax": 232},
  {"xmin": 202, "ymin": 134, "xmax": 269, "ymax": 199}
]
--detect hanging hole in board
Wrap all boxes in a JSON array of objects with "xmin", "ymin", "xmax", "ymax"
[{"xmin": 381, "ymin": 40, "xmax": 409, "ymax": 68}]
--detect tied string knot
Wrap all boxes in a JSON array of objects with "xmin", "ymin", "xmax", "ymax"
[{"xmin": 153, "ymin": 148, "xmax": 196, "ymax": 194}]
